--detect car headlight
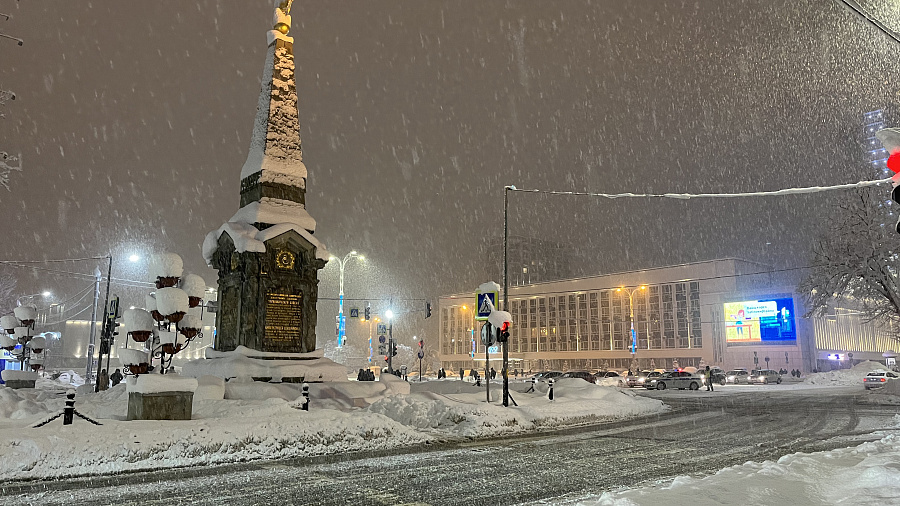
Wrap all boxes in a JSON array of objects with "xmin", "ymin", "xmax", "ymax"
[
  {"xmin": 758, "ymin": 376, "xmax": 765, "ymax": 380},
  {"xmin": 727, "ymin": 376, "xmax": 735, "ymax": 381},
  {"xmin": 638, "ymin": 378, "xmax": 645, "ymax": 383}
]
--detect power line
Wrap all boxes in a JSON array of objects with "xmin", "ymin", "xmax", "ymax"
[
  {"xmin": 834, "ymin": 0, "xmax": 900, "ymax": 46},
  {"xmin": 507, "ymin": 177, "xmax": 891, "ymax": 200}
]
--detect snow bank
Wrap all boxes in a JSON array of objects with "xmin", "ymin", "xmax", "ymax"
[
  {"xmin": 1, "ymin": 370, "xmax": 38, "ymax": 382},
  {"xmin": 0, "ymin": 387, "xmax": 59, "ymax": 420},
  {"xmin": 804, "ymin": 361, "xmax": 888, "ymax": 386},
  {"xmin": 126, "ymin": 374, "xmax": 198, "ymax": 394},
  {"xmin": 194, "ymin": 375, "xmax": 225, "ymax": 401},
  {"xmin": 576, "ymin": 434, "xmax": 900, "ymax": 506},
  {"xmin": 182, "ymin": 348, "xmax": 345, "ymax": 383}
]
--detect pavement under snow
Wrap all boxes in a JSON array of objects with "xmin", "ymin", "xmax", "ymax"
[{"xmin": 0, "ymin": 375, "xmax": 664, "ymax": 480}]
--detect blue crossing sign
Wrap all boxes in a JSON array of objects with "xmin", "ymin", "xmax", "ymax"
[
  {"xmin": 475, "ymin": 291, "xmax": 497, "ymax": 321},
  {"xmin": 349, "ymin": 308, "xmax": 359, "ymax": 318}
]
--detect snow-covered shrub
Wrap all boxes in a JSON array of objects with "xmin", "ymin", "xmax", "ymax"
[
  {"xmin": 156, "ymin": 287, "xmax": 188, "ymax": 316},
  {"xmin": 179, "ymin": 314, "xmax": 202, "ymax": 330},
  {"xmin": 149, "ymin": 252, "xmax": 184, "ymax": 280},
  {"xmin": 0, "ymin": 334, "xmax": 17, "ymax": 349},
  {"xmin": 143, "ymin": 295, "xmax": 157, "ymax": 315},
  {"xmin": 119, "ymin": 348, "xmax": 149, "ymax": 366},
  {"xmin": 180, "ymin": 273, "xmax": 206, "ymax": 299},
  {"xmin": 13, "ymin": 305, "xmax": 37, "ymax": 322},
  {"xmin": 27, "ymin": 336, "xmax": 46, "ymax": 351},
  {"xmin": 124, "ymin": 308, "xmax": 155, "ymax": 333},
  {"xmin": 0, "ymin": 315, "xmax": 19, "ymax": 332},
  {"xmin": 13, "ymin": 326, "xmax": 31, "ymax": 339}
]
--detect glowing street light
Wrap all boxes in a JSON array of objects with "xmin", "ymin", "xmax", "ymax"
[
  {"xmin": 327, "ymin": 251, "xmax": 365, "ymax": 348},
  {"xmin": 617, "ymin": 285, "xmax": 647, "ymax": 368},
  {"xmin": 128, "ymin": 254, "xmax": 140, "ymax": 262}
]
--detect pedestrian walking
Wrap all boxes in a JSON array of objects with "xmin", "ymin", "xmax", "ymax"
[
  {"xmin": 459, "ymin": 368, "xmax": 464, "ymax": 381},
  {"xmin": 490, "ymin": 367, "xmax": 496, "ymax": 380},
  {"xmin": 704, "ymin": 365, "xmax": 714, "ymax": 392},
  {"xmin": 110, "ymin": 368, "xmax": 123, "ymax": 387},
  {"xmin": 97, "ymin": 369, "xmax": 109, "ymax": 391}
]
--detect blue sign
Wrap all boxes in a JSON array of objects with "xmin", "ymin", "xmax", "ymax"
[
  {"xmin": 379, "ymin": 335, "xmax": 386, "ymax": 344},
  {"xmin": 488, "ymin": 346, "xmax": 499, "ymax": 354},
  {"xmin": 417, "ymin": 350, "xmax": 425, "ymax": 359},
  {"xmin": 349, "ymin": 308, "xmax": 359, "ymax": 318},
  {"xmin": 377, "ymin": 324, "xmax": 387, "ymax": 336},
  {"xmin": 476, "ymin": 292, "xmax": 497, "ymax": 320}
]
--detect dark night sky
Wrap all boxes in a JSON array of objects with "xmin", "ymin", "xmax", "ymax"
[{"xmin": 1, "ymin": 1, "xmax": 899, "ymax": 347}]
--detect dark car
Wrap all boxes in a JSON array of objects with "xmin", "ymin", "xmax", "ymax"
[
  {"xmin": 701, "ymin": 367, "xmax": 727, "ymax": 386},
  {"xmin": 561, "ymin": 370, "xmax": 596, "ymax": 383},
  {"xmin": 532, "ymin": 371, "xmax": 564, "ymax": 383}
]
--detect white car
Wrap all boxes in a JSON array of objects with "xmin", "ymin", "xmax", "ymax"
[
  {"xmin": 864, "ymin": 370, "xmax": 899, "ymax": 390},
  {"xmin": 653, "ymin": 371, "xmax": 703, "ymax": 391}
]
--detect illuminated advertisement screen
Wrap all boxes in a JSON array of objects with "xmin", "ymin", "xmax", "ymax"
[{"xmin": 724, "ymin": 298, "xmax": 796, "ymax": 344}]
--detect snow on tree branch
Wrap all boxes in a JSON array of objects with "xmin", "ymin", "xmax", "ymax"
[
  {"xmin": 0, "ymin": 151, "xmax": 21, "ymax": 191},
  {"xmin": 799, "ymin": 186, "xmax": 900, "ymax": 332}
]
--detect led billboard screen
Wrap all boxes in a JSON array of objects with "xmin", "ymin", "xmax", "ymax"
[{"xmin": 724, "ymin": 297, "xmax": 796, "ymax": 344}]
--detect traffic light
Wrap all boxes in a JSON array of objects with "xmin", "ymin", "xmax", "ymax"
[
  {"xmin": 425, "ymin": 302, "xmax": 432, "ymax": 319},
  {"xmin": 364, "ymin": 305, "xmax": 371, "ymax": 321},
  {"xmin": 391, "ymin": 341, "xmax": 398, "ymax": 357},
  {"xmin": 497, "ymin": 322, "xmax": 510, "ymax": 343},
  {"xmin": 875, "ymin": 128, "xmax": 900, "ymax": 233}
]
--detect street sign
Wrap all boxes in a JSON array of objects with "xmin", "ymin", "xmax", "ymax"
[
  {"xmin": 480, "ymin": 322, "xmax": 496, "ymax": 347},
  {"xmin": 488, "ymin": 346, "xmax": 499, "ymax": 354},
  {"xmin": 349, "ymin": 308, "xmax": 359, "ymax": 318},
  {"xmin": 417, "ymin": 350, "xmax": 425, "ymax": 359},
  {"xmin": 378, "ymin": 344, "xmax": 387, "ymax": 354},
  {"xmin": 475, "ymin": 292, "xmax": 497, "ymax": 321},
  {"xmin": 377, "ymin": 323, "xmax": 387, "ymax": 336},
  {"xmin": 379, "ymin": 335, "xmax": 386, "ymax": 344}
]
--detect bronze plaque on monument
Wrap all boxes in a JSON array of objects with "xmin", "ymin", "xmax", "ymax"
[{"xmin": 264, "ymin": 292, "xmax": 303, "ymax": 350}]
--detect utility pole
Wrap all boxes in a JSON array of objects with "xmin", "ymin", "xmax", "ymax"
[
  {"xmin": 85, "ymin": 267, "xmax": 101, "ymax": 383},
  {"xmin": 502, "ymin": 185, "xmax": 511, "ymax": 407}
]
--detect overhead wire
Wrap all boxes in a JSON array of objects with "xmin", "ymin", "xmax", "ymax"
[{"xmin": 834, "ymin": 0, "xmax": 900, "ymax": 46}]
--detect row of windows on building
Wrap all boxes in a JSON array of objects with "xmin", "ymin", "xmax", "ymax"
[{"xmin": 441, "ymin": 282, "xmax": 704, "ymax": 356}]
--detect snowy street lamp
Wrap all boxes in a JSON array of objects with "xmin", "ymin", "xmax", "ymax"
[
  {"xmin": 328, "ymin": 251, "xmax": 365, "ymax": 348},
  {"xmin": 120, "ymin": 253, "xmax": 205, "ymax": 377},
  {"xmin": 617, "ymin": 285, "xmax": 647, "ymax": 370}
]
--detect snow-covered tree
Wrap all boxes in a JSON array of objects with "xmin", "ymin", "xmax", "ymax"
[
  {"xmin": 0, "ymin": 151, "xmax": 21, "ymax": 191},
  {"xmin": 799, "ymin": 185, "xmax": 900, "ymax": 330}
]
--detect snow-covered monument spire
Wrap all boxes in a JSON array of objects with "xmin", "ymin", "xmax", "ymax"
[{"xmin": 203, "ymin": 0, "xmax": 329, "ymax": 354}]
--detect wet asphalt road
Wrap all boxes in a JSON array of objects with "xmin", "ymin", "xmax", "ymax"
[{"xmin": 2, "ymin": 388, "xmax": 897, "ymax": 506}]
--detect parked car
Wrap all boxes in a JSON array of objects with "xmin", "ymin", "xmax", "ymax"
[
  {"xmin": 561, "ymin": 370, "xmax": 596, "ymax": 383},
  {"xmin": 725, "ymin": 369, "xmax": 750, "ymax": 384},
  {"xmin": 748, "ymin": 369, "xmax": 782, "ymax": 385},
  {"xmin": 863, "ymin": 370, "xmax": 899, "ymax": 390},
  {"xmin": 532, "ymin": 371, "xmax": 564, "ymax": 383},
  {"xmin": 651, "ymin": 371, "xmax": 703, "ymax": 391},
  {"xmin": 599, "ymin": 371, "xmax": 621, "ymax": 378}
]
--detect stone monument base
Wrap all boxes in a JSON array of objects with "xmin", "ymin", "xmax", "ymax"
[
  {"xmin": 4, "ymin": 379, "xmax": 36, "ymax": 389},
  {"xmin": 127, "ymin": 391, "xmax": 193, "ymax": 421}
]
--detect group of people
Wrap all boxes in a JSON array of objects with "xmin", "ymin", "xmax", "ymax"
[
  {"xmin": 356, "ymin": 368, "xmax": 376, "ymax": 381},
  {"xmin": 95, "ymin": 368, "xmax": 124, "ymax": 391},
  {"xmin": 781, "ymin": 368, "xmax": 802, "ymax": 378}
]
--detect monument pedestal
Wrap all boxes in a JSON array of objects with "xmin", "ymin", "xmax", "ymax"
[
  {"xmin": 127, "ymin": 391, "xmax": 194, "ymax": 421},
  {"xmin": 4, "ymin": 379, "xmax": 36, "ymax": 389}
]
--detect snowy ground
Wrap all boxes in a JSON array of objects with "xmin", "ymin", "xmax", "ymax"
[
  {"xmin": 0, "ymin": 375, "xmax": 664, "ymax": 481},
  {"xmin": 552, "ymin": 421, "xmax": 900, "ymax": 506}
]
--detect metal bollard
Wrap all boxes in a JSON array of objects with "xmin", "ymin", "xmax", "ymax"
[
  {"xmin": 548, "ymin": 378, "xmax": 554, "ymax": 401},
  {"xmin": 301, "ymin": 383, "xmax": 310, "ymax": 411},
  {"xmin": 63, "ymin": 390, "xmax": 76, "ymax": 425}
]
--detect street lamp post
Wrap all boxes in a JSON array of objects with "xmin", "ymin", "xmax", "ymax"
[
  {"xmin": 617, "ymin": 285, "xmax": 647, "ymax": 371},
  {"xmin": 329, "ymin": 251, "xmax": 364, "ymax": 348},
  {"xmin": 385, "ymin": 309, "xmax": 394, "ymax": 374}
]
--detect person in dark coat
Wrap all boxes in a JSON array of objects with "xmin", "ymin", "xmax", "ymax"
[
  {"xmin": 110, "ymin": 368, "xmax": 123, "ymax": 387},
  {"xmin": 97, "ymin": 369, "xmax": 109, "ymax": 391},
  {"xmin": 490, "ymin": 367, "xmax": 497, "ymax": 380},
  {"xmin": 460, "ymin": 368, "xmax": 464, "ymax": 381}
]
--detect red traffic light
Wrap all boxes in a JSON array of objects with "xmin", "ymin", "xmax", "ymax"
[
  {"xmin": 889, "ymin": 152, "xmax": 900, "ymax": 173},
  {"xmin": 418, "ymin": 340, "xmax": 424, "ymax": 348}
]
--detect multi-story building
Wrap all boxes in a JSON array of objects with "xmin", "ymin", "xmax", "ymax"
[
  {"xmin": 487, "ymin": 235, "xmax": 574, "ymax": 287},
  {"xmin": 441, "ymin": 259, "xmax": 817, "ymax": 374}
]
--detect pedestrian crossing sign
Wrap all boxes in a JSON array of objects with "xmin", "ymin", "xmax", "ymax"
[{"xmin": 475, "ymin": 291, "xmax": 497, "ymax": 321}]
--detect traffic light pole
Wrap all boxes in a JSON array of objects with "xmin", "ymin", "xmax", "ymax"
[
  {"xmin": 387, "ymin": 322, "xmax": 394, "ymax": 374},
  {"xmin": 502, "ymin": 186, "xmax": 510, "ymax": 407}
]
